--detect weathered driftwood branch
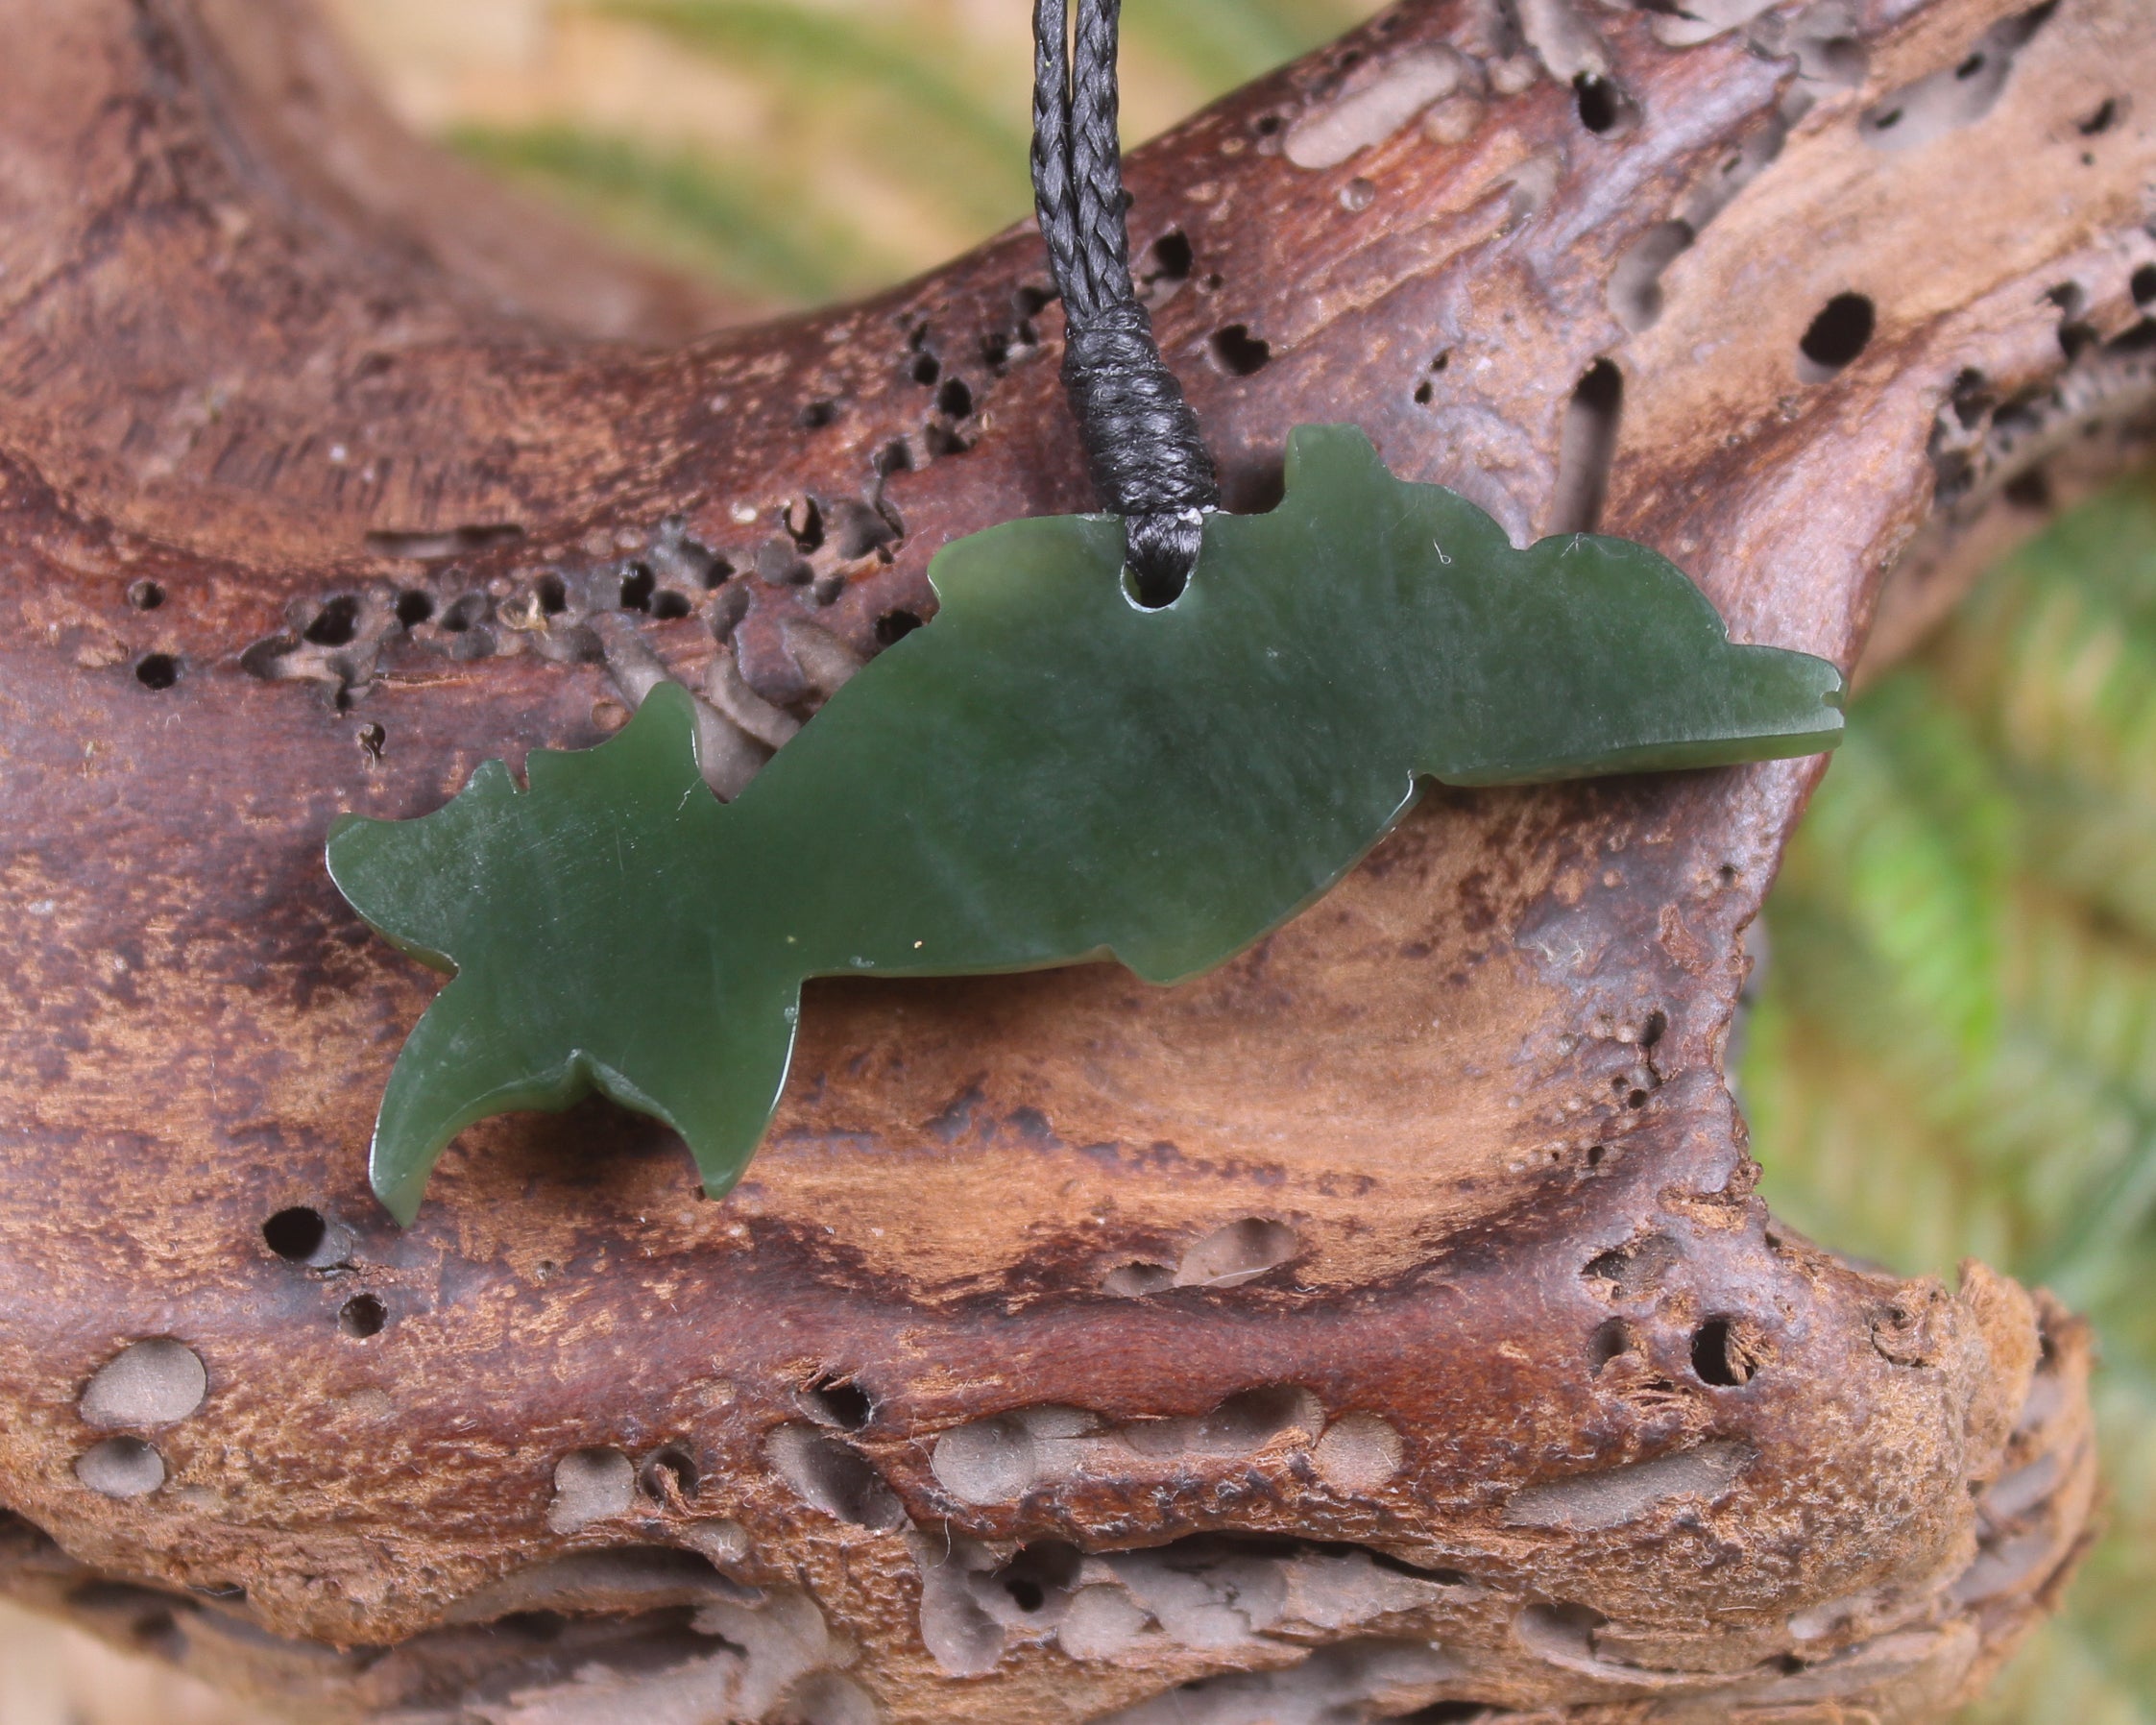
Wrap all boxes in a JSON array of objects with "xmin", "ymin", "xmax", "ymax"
[{"xmin": 1, "ymin": 0, "xmax": 2149, "ymax": 1719}]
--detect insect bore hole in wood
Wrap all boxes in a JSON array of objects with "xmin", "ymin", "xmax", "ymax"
[
  {"xmin": 1208, "ymin": 324, "xmax": 1271, "ymax": 377},
  {"xmin": 339, "ymin": 1295, "xmax": 386, "ymax": 1339},
  {"xmin": 1799, "ymin": 293, "xmax": 1876, "ymax": 378},
  {"xmin": 303, "ymin": 595, "xmax": 359, "ymax": 647},
  {"xmin": 262, "ymin": 1207, "xmax": 326, "ymax": 1262}
]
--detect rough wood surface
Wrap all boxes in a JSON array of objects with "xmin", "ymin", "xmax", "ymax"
[{"xmin": 0, "ymin": 0, "xmax": 2148, "ymax": 1719}]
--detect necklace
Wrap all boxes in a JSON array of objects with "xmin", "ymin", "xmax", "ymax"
[{"xmin": 328, "ymin": 0, "xmax": 1843, "ymax": 1225}]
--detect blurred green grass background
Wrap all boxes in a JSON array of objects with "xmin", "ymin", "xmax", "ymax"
[
  {"xmin": 328, "ymin": 0, "xmax": 1384, "ymax": 307},
  {"xmin": 6, "ymin": 2, "xmax": 2146, "ymax": 1719}
]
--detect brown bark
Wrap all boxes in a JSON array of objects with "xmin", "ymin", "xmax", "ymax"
[{"xmin": 1, "ymin": 0, "xmax": 2148, "ymax": 1719}]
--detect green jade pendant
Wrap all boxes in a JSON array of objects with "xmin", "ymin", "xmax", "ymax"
[{"xmin": 329, "ymin": 426, "xmax": 1844, "ymax": 1222}]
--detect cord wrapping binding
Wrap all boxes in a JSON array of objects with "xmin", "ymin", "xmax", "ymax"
[{"xmin": 1033, "ymin": 0, "xmax": 1219, "ymax": 600}]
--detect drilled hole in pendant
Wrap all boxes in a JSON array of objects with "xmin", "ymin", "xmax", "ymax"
[{"xmin": 1123, "ymin": 554, "xmax": 1194, "ymax": 611}]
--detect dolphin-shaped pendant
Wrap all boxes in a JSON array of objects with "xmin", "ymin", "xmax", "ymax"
[{"xmin": 328, "ymin": 425, "xmax": 1843, "ymax": 1222}]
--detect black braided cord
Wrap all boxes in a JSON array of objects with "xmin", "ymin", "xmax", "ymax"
[{"xmin": 1032, "ymin": 0, "xmax": 1219, "ymax": 601}]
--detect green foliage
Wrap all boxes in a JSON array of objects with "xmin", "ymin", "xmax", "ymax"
[
  {"xmin": 442, "ymin": 0, "xmax": 1380, "ymax": 306},
  {"xmin": 595, "ymin": 1, "xmax": 1035, "ymax": 232},
  {"xmin": 1118, "ymin": 0, "xmax": 1375, "ymax": 91},
  {"xmin": 1743, "ymin": 466, "xmax": 2156, "ymax": 1722},
  {"xmin": 448, "ymin": 123, "xmax": 900, "ymax": 304}
]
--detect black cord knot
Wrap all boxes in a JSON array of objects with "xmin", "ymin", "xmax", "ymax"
[
  {"xmin": 1034, "ymin": 0, "xmax": 1217, "ymax": 602},
  {"xmin": 1061, "ymin": 304, "xmax": 1218, "ymax": 601}
]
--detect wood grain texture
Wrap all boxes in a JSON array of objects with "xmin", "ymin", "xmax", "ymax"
[{"xmin": 0, "ymin": 0, "xmax": 2147, "ymax": 1719}]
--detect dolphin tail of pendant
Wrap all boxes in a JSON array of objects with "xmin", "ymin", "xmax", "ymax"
[
  {"xmin": 368, "ymin": 978, "xmax": 590, "ymax": 1227},
  {"xmin": 368, "ymin": 975, "xmax": 806, "ymax": 1225}
]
